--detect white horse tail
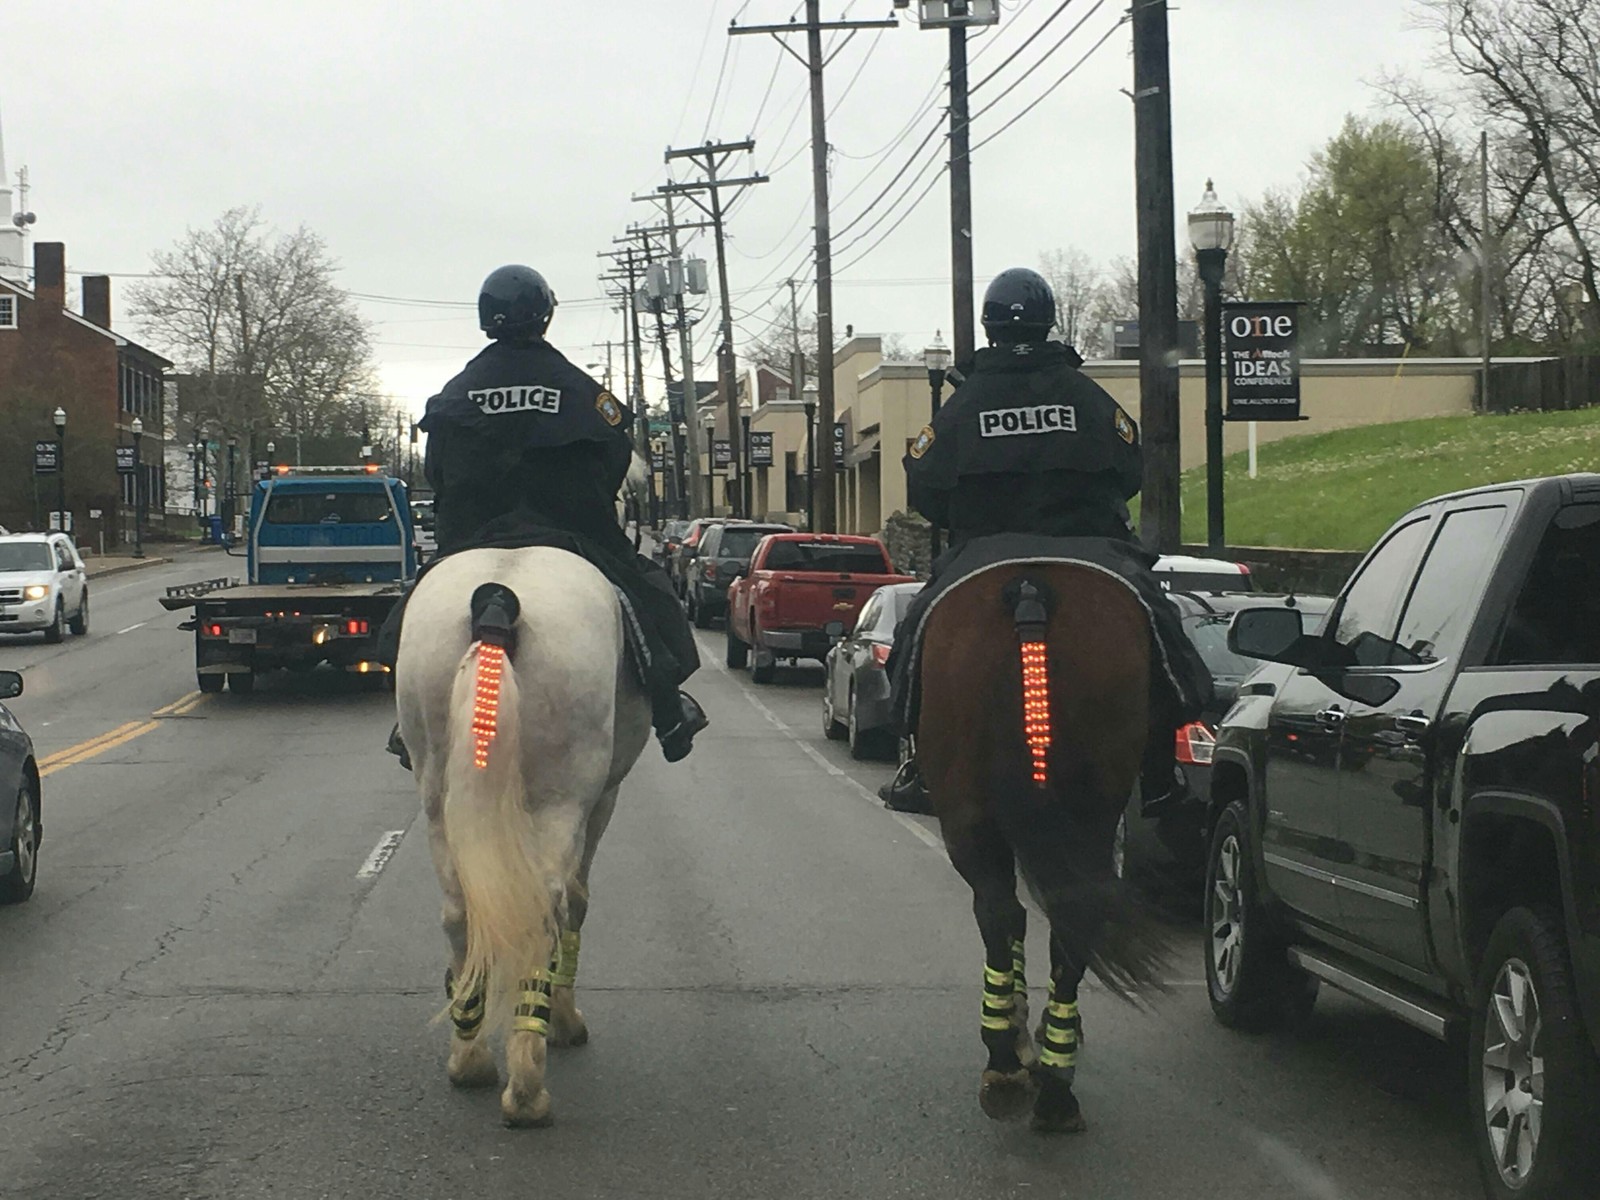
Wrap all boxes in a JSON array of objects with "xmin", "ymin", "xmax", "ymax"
[{"xmin": 441, "ymin": 584, "xmax": 561, "ymax": 1033}]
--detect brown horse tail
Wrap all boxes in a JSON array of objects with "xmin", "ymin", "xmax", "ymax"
[{"xmin": 993, "ymin": 576, "xmax": 1172, "ymax": 1004}]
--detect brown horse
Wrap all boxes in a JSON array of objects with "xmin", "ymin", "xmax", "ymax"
[{"xmin": 918, "ymin": 562, "xmax": 1170, "ymax": 1132}]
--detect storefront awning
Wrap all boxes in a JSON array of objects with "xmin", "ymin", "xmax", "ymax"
[{"xmin": 844, "ymin": 431, "xmax": 881, "ymax": 468}]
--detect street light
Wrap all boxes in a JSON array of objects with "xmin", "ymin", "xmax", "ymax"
[
  {"xmin": 52, "ymin": 406, "xmax": 66, "ymax": 537},
  {"xmin": 130, "ymin": 417, "xmax": 145, "ymax": 559},
  {"xmin": 1188, "ymin": 179, "xmax": 1235, "ymax": 554},
  {"xmin": 226, "ymin": 436, "xmax": 238, "ymax": 533},
  {"xmin": 923, "ymin": 332, "xmax": 954, "ymax": 557},
  {"xmin": 803, "ymin": 398, "xmax": 817, "ymax": 533}
]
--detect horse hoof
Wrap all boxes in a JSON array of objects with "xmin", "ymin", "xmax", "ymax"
[
  {"xmin": 1031, "ymin": 1090, "xmax": 1087, "ymax": 1134},
  {"xmin": 447, "ymin": 1043, "xmax": 499, "ymax": 1090},
  {"xmin": 550, "ymin": 1022, "xmax": 589, "ymax": 1048},
  {"xmin": 501, "ymin": 1085, "xmax": 554, "ymax": 1128},
  {"xmin": 978, "ymin": 1069, "xmax": 1035, "ymax": 1122}
]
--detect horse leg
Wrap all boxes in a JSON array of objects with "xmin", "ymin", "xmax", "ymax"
[
  {"xmin": 547, "ymin": 894, "xmax": 588, "ymax": 1047},
  {"xmin": 430, "ymin": 815, "xmax": 497, "ymax": 1089},
  {"xmin": 502, "ymin": 971, "xmax": 555, "ymax": 1128},
  {"xmin": 1032, "ymin": 933, "xmax": 1088, "ymax": 1134},
  {"xmin": 948, "ymin": 821, "xmax": 1036, "ymax": 1121}
]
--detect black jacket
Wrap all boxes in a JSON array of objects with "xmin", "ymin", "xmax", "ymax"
[
  {"xmin": 419, "ymin": 338, "xmax": 635, "ymax": 555},
  {"xmin": 904, "ymin": 341, "xmax": 1141, "ymax": 544}
]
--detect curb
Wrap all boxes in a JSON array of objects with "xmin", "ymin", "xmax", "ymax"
[{"xmin": 86, "ymin": 556, "xmax": 172, "ymax": 580}]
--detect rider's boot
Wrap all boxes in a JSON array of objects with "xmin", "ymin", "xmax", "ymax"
[
  {"xmin": 879, "ymin": 758, "xmax": 932, "ymax": 813},
  {"xmin": 386, "ymin": 722, "xmax": 413, "ymax": 771},
  {"xmin": 1139, "ymin": 720, "xmax": 1183, "ymax": 812},
  {"xmin": 656, "ymin": 690, "xmax": 709, "ymax": 763}
]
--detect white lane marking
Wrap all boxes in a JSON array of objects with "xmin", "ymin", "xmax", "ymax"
[
  {"xmin": 357, "ymin": 829, "xmax": 408, "ymax": 879},
  {"xmin": 115, "ymin": 621, "xmax": 147, "ymax": 635}
]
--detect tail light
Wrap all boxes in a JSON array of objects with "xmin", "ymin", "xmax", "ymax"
[
  {"xmin": 345, "ymin": 619, "xmax": 370, "ymax": 636},
  {"xmin": 204, "ymin": 622, "xmax": 224, "ymax": 638},
  {"xmin": 871, "ymin": 643, "xmax": 891, "ymax": 666},
  {"xmin": 703, "ymin": 562, "xmax": 717, "ymax": 582},
  {"xmin": 1176, "ymin": 722, "xmax": 1216, "ymax": 765}
]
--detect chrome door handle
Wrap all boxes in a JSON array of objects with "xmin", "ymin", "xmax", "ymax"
[
  {"xmin": 1393, "ymin": 714, "xmax": 1431, "ymax": 737},
  {"xmin": 1315, "ymin": 707, "xmax": 1346, "ymax": 727}
]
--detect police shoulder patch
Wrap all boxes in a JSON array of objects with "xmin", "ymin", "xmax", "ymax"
[
  {"xmin": 908, "ymin": 424, "xmax": 935, "ymax": 460},
  {"xmin": 595, "ymin": 391, "xmax": 624, "ymax": 427},
  {"xmin": 1114, "ymin": 406, "xmax": 1136, "ymax": 445}
]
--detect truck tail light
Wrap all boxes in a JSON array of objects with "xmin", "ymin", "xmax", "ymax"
[
  {"xmin": 345, "ymin": 619, "xmax": 370, "ymax": 636},
  {"xmin": 871, "ymin": 643, "xmax": 891, "ymax": 666},
  {"xmin": 204, "ymin": 622, "xmax": 224, "ymax": 638},
  {"xmin": 703, "ymin": 562, "xmax": 717, "ymax": 582},
  {"xmin": 1176, "ymin": 722, "xmax": 1216, "ymax": 765}
]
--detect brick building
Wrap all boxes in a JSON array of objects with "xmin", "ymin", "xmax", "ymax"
[{"xmin": 0, "ymin": 242, "xmax": 171, "ymax": 546}]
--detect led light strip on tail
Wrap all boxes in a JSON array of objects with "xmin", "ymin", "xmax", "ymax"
[
  {"xmin": 471, "ymin": 642, "xmax": 506, "ymax": 769},
  {"xmin": 1020, "ymin": 640, "xmax": 1052, "ymax": 786}
]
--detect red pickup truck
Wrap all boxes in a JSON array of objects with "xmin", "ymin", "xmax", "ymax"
[{"xmin": 725, "ymin": 533, "xmax": 916, "ymax": 683}]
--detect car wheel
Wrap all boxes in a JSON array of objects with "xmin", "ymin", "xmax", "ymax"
[
  {"xmin": 750, "ymin": 622, "xmax": 776, "ymax": 685},
  {"xmin": 0, "ymin": 777, "xmax": 39, "ymax": 903},
  {"xmin": 1204, "ymin": 800, "xmax": 1307, "ymax": 1031},
  {"xmin": 692, "ymin": 594, "xmax": 714, "ymax": 630},
  {"xmin": 1470, "ymin": 906, "xmax": 1600, "ymax": 1199},
  {"xmin": 198, "ymin": 673, "xmax": 225, "ymax": 694},
  {"xmin": 847, "ymin": 686, "xmax": 891, "ymax": 760},
  {"xmin": 822, "ymin": 676, "xmax": 847, "ymax": 740},
  {"xmin": 725, "ymin": 621, "xmax": 748, "ymax": 670},
  {"xmin": 227, "ymin": 671, "xmax": 255, "ymax": 694},
  {"xmin": 43, "ymin": 601, "xmax": 64, "ymax": 644},
  {"xmin": 69, "ymin": 590, "xmax": 89, "ymax": 636}
]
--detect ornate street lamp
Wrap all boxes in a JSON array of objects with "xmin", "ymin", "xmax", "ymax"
[
  {"xmin": 803, "ymin": 398, "xmax": 817, "ymax": 533},
  {"xmin": 923, "ymin": 332, "xmax": 953, "ymax": 556},
  {"xmin": 130, "ymin": 417, "xmax": 145, "ymax": 559},
  {"xmin": 52, "ymin": 406, "xmax": 67, "ymax": 536},
  {"xmin": 1187, "ymin": 179, "xmax": 1235, "ymax": 553}
]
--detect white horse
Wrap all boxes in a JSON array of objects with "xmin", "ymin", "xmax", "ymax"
[{"xmin": 395, "ymin": 456, "xmax": 651, "ymax": 1127}]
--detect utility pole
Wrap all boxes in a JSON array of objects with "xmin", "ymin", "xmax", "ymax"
[
  {"xmin": 732, "ymin": 6, "xmax": 897, "ymax": 532},
  {"xmin": 949, "ymin": 4, "xmax": 976, "ymax": 365},
  {"xmin": 1132, "ymin": 0, "xmax": 1181, "ymax": 553},
  {"xmin": 600, "ymin": 241, "xmax": 655, "ymax": 516},
  {"xmin": 661, "ymin": 141, "xmax": 767, "ymax": 517},
  {"xmin": 1480, "ymin": 129, "xmax": 1493, "ymax": 414}
]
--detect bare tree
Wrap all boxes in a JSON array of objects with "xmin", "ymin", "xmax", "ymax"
[{"xmin": 1038, "ymin": 247, "xmax": 1105, "ymax": 352}]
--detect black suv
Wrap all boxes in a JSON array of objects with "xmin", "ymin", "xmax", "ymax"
[
  {"xmin": 685, "ymin": 521, "xmax": 793, "ymax": 629},
  {"xmin": 1204, "ymin": 475, "xmax": 1600, "ymax": 1199}
]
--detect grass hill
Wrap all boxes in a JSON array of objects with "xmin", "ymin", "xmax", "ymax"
[{"xmin": 1169, "ymin": 408, "xmax": 1600, "ymax": 552}]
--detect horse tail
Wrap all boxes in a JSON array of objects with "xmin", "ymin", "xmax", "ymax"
[
  {"xmin": 992, "ymin": 576, "xmax": 1170, "ymax": 1003},
  {"xmin": 441, "ymin": 583, "xmax": 561, "ymax": 1032}
]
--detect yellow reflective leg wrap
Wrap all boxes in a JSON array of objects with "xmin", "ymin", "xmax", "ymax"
[
  {"xmin": 1010, "ymin": 938, "xmax": 1027, "ymax": 996},
  {"xmin": 551, "ymin": 931, "xmax": 581, "ymax": 990},
  {"xmin": 513, "ymin": 973, "xmax": 552, "ymax": 1036},
  {"xmin": 1038, "ymin": 998, "xmax": 1079, "ymax": 1068},
  {"xmin": 446, "ymin": 969, "xmax": 486, "ymax": 1042},
  {"xmin": 981, "ymin": 965, "xmax": 1015, "ymax": 1031}
]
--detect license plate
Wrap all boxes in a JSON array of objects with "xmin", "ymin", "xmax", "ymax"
[{"xmin": 228, "ymin": 628, "xmax": 257, "ymax": 645}]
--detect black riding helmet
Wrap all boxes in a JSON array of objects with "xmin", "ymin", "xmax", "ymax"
[
  {"xmin": 479, "ymin": 265, "xmax": 557, "ymax": 340},
  {"xmin": 981, "ymin": 267, "xmax": 1056, "ymax": 344}
]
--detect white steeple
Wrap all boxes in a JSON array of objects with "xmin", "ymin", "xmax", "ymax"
[{"xmin": 0, "ymin": 105, "xmax": 29, "ymax": 285}]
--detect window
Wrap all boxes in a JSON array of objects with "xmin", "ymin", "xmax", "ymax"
[
  {"xmin": 854, "ymin": 595, "xmax": 881, "ymax": 634},
  {"xmin": 0, "ymin": 543, "xmax": 52, "ymax": 571},
  {"xmin": 0, "ymin": 294, "xmax": 15, "ymax": 329},
  {"xmin": 718, "ymin": 527, "xmax": 786, "ymax": 559},
  {"xmin": 264, "ymin": 491, "xmax": 394, "ymax": 525},
  {"xmin": 54, "ymin": 542, "xmax": 74, "ymax": 570},
  {"xmin": 1334, "ymin": 518, "xmax": 1432, "ymax": 666},
  {"xmin": 761, "ymin": 541, "xmax": 888, "ymax": 573},
  {"xmin": 1394, "ymin": 506, "xmax": 1509, "ymax": 665},
  {"xmin": 1495, "ymin": 503, "xmax": 1600, "ymax": 665}
]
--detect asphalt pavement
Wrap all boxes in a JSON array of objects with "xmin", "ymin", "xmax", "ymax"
[{"xmin": 0, "ymin": 559, "xmax": 1481, "ymax": 1198}]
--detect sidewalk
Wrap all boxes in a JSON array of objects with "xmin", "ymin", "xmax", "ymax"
[{"xmin": 83, "ymin": 543, "xmax": 224, "ymax": 580}]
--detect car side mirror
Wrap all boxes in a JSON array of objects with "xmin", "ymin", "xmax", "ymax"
[
  {"xmin": 1229, "ymin": 607, "xmax": 1346, "ymax": 673},
  {"xmin": 824, "ymin": 620, "xmax": 846, "ymax": 640},
  {"xmin": 222, "ymin": 535, "xmax": 245, "ymax": 557},
  {"xmin": 1333, "ymin": 672, "xmax": 1402, "ymax": 707},
  {"xmin": 0, "ymin": 670, "xmax": 22, "ymax": 700}
]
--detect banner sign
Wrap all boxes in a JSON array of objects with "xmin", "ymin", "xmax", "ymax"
[
  {"xmin": 651, "ymin": 450, "xmax": 666, "ymax": 472},
  {"xmin": 1224, "ymin": 301, "xmax": 1304, "ymax": 421},
  {"xmin": 748, "ymin": 430, "xmax": 774, "ymax": 467},
  {"xmin": 116, "ymin": 446, "xmax": 136, "ymax": 473},
  {"xmin": 712, "ymin": 439, "xmax": 732, "ymax": 468},
  {"xmin": 833, "ymin": 422, "xmax": 847, "ymax": 467},
  {"xmin": 34, "ymin": 440, "xmax": 59, "ymax": 474}
]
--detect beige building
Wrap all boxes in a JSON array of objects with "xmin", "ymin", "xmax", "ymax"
[{"xmin": 683, "ymin": 339, "xmax": 1542, "ymax": 536}]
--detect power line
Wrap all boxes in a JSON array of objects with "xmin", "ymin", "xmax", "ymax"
[
  {"xmin": 969, "ymin": 0, "xmax": 1077, "ymax": 92},
  {"xmin": 830, "ymin": 115, "xmax": 945, "ymax": 239},
  {"xmin": 970, "ymin": 0, "xmax": 1108, "ymax": 124},
  {"xmin": 970, "ymin": 10, "xmax": 1126, "ymax": 152},
  {"xmin": 836, "ymin": 165, "xmax": 948, "ymax": 274}
]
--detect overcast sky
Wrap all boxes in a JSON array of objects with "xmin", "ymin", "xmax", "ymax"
[{"xmin": 3, "ymin": 1, "xmax": 1448, "ymax": 417}]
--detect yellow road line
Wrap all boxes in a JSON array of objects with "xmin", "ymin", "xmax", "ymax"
[{"xmin": 36, "ymin": 691, "xmax": 210, "ymax": 776}]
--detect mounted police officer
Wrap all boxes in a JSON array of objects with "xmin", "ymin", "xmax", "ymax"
[
  {"xmin": 388, "ymin": 265, "xmax": 707, "ymax": 763},
  {"xmin": 880, "ymin": 266, "xmax": 1207, "ymax": 811}
]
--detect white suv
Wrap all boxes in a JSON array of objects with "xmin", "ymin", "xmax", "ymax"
[{"xmin": 0, "ymin": 534, "xmax": 89, "ymax": 642}]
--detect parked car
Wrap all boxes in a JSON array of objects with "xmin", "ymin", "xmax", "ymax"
[
  {"xmin": 670, "ymin": 518, "xmax": 723, "ymax": 598},
  {"xmin": 1152, "ymin": 553, "xmax": 1254, "ymax": 593},
  {"xmin": 0, "ymin": 670, "xmax": 40, "ymax": 903},
  {"xmin": 0, "ymin": 533, "xmax": 89, "ymax": 642},
  {"xmin": 1116, "ymin": 590, "xmax": 1334, "ymax": 889},
  {"xmin": 1203, "ymin": 474, "xmax": 1600, "ymax": 1199},
  {"xmin": 822, "ymin": 582, "xmax": 920, "ymax": 760},
  {"xmin": 686, "ymin": 521, "xmax": 794, "ymax": 628},
  {"xmin": 726, "ymin": 533, "xmax": 916, "ymax": 684},
  {"xmin": 655, "ymin": 518, "xmax": 693, "ymax": 569}
]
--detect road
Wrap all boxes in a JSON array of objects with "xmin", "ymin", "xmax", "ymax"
[{"xmin": 1, "ymin": 555, "xmax": 1480, "ymax": 1199}]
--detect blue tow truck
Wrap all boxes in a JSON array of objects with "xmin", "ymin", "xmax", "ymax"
[{"xmin": 161, "ymin": 466, "xmax": 416, "ymax": 694}]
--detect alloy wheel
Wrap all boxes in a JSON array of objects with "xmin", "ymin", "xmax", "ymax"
[
  {"xmin": 14, "ymin": 786, "xmax": 37, "ymax": 884},
  {"xmin": 1210, "ymin": 833, "xmax": 1245, "ymax": 996},
  {"xmin": 1482, "ymin": 957, "xmax": 1544, "ymax": 1188}
]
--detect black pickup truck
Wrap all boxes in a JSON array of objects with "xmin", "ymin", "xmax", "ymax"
[{"xmin": 1203, "ymin": 474, "xmax": 1600, "ymax": 1200}]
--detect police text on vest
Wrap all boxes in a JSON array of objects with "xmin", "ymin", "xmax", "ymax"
[
  {"xmin": 468, "ymin": 386, "xmax": 562, "ymax": 415},
  {"xmin": 978, "ymin": 405, "xmax": 1078, "ymax": 437}
]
